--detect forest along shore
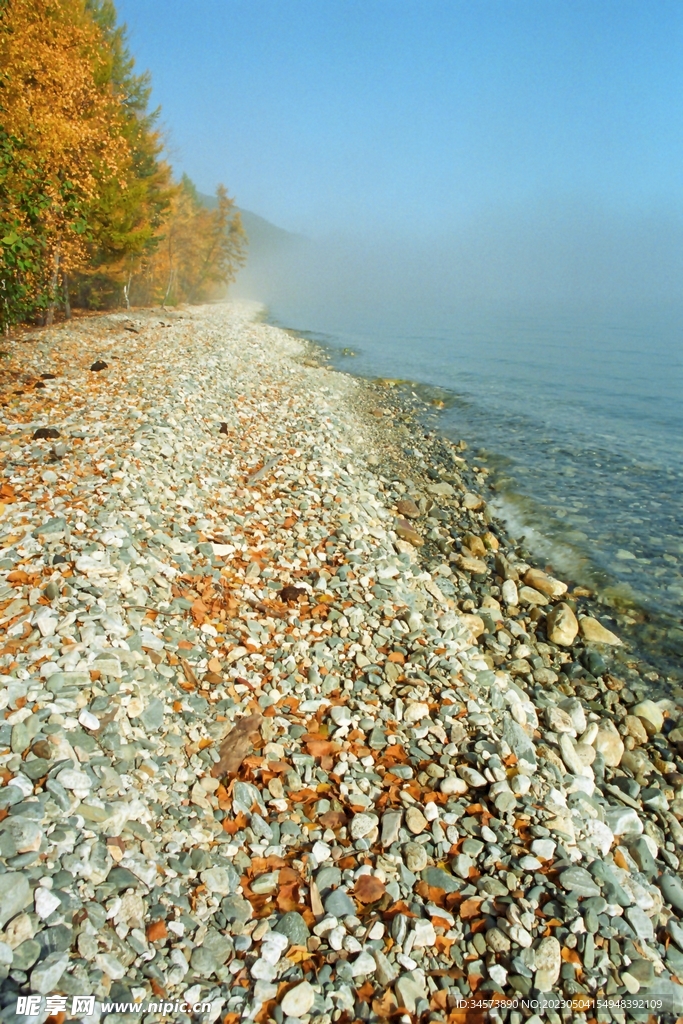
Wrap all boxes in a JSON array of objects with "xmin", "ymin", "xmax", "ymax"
[{"xmin": 3, "ymin": 302, "xmax": 683, "ymax": 1021}]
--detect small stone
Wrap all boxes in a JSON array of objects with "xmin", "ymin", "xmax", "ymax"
[
  {"xmin": 34, "ymin": 887, "xmax": 61, "ymax": 920},
  {"xmin": 534, "ymin": 936, "xmax": 561, "ymax": 992},
  {"xmin": 422, "ymin": 867, "xmax": 459, "ymax": 893},
  {"xmin": 624, "ymin": 715, "xmax": 649, "ymax": 745},
  {"xmin": 78, "ymin": 709, "xmax": 100, "ymax": 731},
  {"xmin": 579, "ymin": 617, "xmax": 622, "ymax": 645},
  {"xmin": 395, "ymin": 971, "xmax": 428, "ymax": 1014},
  {"xmin": 280, "ymin": 980, "xmax": 315, "ymax": 1018},
  {"xmin": 621, "ymin": 748, "xmax": 654, "ymax": 777},
  {"xmin": 625, "ymin": 906, "xmax": 654, "ymax": 943},
  {"xmin": 274, "ymin": 912, "xmax": 310, "ymax": 947},
  {"xmin": 261, "ymin": 931, "xmax": 288, "ymax": 964},
  {"xmin": 381, "ymin": 810, "xmax": 402, "ymax": 847},
  {"xmin": 659, "ymin": 874, "xmax": 683, "ymax": 913},
  {"xmin": 524, "ymin": 568, "xmax": 567, "ymax": 598},
  {"xmin": 558, "ymin": 697, "xmax": 587, "ymax": 735},
  {"xmin": 56, "ymin": 767, "xmax": 92, "ymax": 791},
  {"xmin": 558, "ymin": 733, "xmax": 586, "ymax": 776},
  {"xmin": 440, "ymin": 776, "xmax": 468, "ymax": 796},
  {"xmin": 139, "ymin": 697, "xmax": 165, "ymax": 732},
  {"xmin": 456, "ymin": 766, "xmax": 487, "ymax": 788},
  {"xmin": 350, "ymin": 812, "xmax": 378, "ymax": 839},
  {"xmin": 191, "ymin": 946, "xmax": 217, "ymax": 976},
  {"xmin": 411, "ymin": 919, "xmax": 436, "ymax": 947},
  {"xmin": 403, "ymin": 842, "xmax": 428, "ymax": 873},
  {"xmin": 251, "ymin": 959, "xmax": 277, "ymax": 982},
  {"xmin": 605, "ymin": 806, "xmax": 643, "ymax": 837},
  {"xmin": 545, "ymin": 707, "xmax": 575, "ymax": 734},
  {"xmin": 330, "ymin": 705, "xmax": 351, "ymax": 726},
  {"xmin": 350, "ymin": 950, "xmax": 377, "ymax": 976},
  {"xmin": 518, "ymin": 586, "xmax": 549, "ymax": 606},
  {"xmin": 90, "ymin": 359, "xmax": 108, "ymax": 372},
  {"xmin": 501, "ymin": 579, "xmax": 518, "ymax": 606},
  {"xmin": 503, "ymin": 716, "xmax": 537, "ymax": 768},
  {"xmin": 559, "ymin": 866, "xmax": 601, "ymax": 898},
  {"xmin": 396, "ymin": 499, "xmax": 420, "ymax": 519},
  {"xmin": 594, "ymin": 720, "xmax": 625, "ymax": 767},
  {"xmin": 455, "ymin": 553, "xmax": 488, "ymax": 574},
  {"xmin": 374, "ymin": 949, "xmax": 399, "ymax": 986},
  {"xmin": 488, "ymin": 963, "xmax": 508, "ymax": 988},
  {"xmin": 394, "ymin": 519, "xmax": 423, "ymax": 547},
  {"xmin": 0, "ymin": 872, "xmax": 30, "ymax": 928},
  {"xmin": 667, "ymin": 918, "xmax": 683, "ymax": 951},
  {"xmin": 221, "ymin": 894, "xmax": 253, "ymax": 925},
  {"xmin": 12, "ymin": 940, "xmax": 40, "ymax": 972},
  {"xmin": 632, "ymin": 700, "xmax": 664, "ymax": 736},
  {"xmin": 623, "ymin": 959, "xmax": 655, "ymax": 988},
  {"xmin": 312, "ymin": 840, "xmax": 331, "ymax": 863},
  {"xmin": 30, "ymin": 951, "xmax": 69, "ymax": 994},
  {"xmin": 428, "ymin": 481, "xmax": 455, "ymax": 498},
  {"xmin": 251, "ymin": 872, "xmax": 279, "ymax": 895},
  {"xmin": 546, "ymin": 603, "xmax": 579, "ymax": 646},
  {"xmin": 324, "ymin": 889, "xmax": 356, "ymax": 918},
  {"xmin": 486, "ymin": 927, "xmax": 511, "ymax": 953},
  {"xmin": 405, "ymin": 806, "xmax": 428, "ymax": 834},
  {"xmin": 201, "ymin": 865, "xmax": 239, "ymax": 896},
  {"xmin": 452, "ymin": 854, "xmax": 473, "ymax": 879},
  {"xmin": 404, "ymin": 701, "xmax": 430, "ymax": 725}
]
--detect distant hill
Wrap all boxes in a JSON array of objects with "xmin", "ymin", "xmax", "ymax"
[
  {"xmin": 197, "ymin": 192, "xmax": 301, "ymax": 257},
  {"xmin": 197, "ymin": 191, "xmax": 305, "ymax": 300}
]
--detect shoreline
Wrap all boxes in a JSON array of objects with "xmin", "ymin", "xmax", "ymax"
[
  {"xmin": 1, "ymin": 302, "xmax": 683, "ymax": 1019},
  {"xmin": 268, "ymin": 310, "xmax": 682, "ymax": 697}
]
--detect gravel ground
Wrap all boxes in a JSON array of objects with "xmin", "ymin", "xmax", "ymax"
[{"xmin": 2, "ymin": 302, "xmax": 683, "ymax": 1024}]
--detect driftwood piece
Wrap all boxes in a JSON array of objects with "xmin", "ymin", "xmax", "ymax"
[
  {"xmin": 246, "ymin": 454, "xmax": 281, "ymax": 484},
  {"xmin": 211, "ymin": 713, "xmax": 263, "ymax": 778}
]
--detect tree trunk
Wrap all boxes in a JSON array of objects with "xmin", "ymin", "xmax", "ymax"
[
  {"xmin": 45, "ymin": 249, "xmax": 60, "ymax": 326},
  {"xmin": 123, "ymin": 271, "xmax": 132, "ymax": 310},
  {"xmin": 162, "ymin": 267, "xmax": 174, "ymax": 309},
  {"xmin": 63, "ymin": 273, "xmax": 71, "ymax": 320}
]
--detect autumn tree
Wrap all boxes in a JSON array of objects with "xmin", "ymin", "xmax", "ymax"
[
  {"xmin": 73, "ymin": 0, "xmax": 173, "ymax": 310},
  {"xmin": 0, "ymin": 0, "xmax": 243, "ymax": 329},
  {"xmin": 140, "ymin": 175, "xmax": 246, "ymax": 307},
  {"xmin": 0, "ymin": 0, "xmax": 132, "ymax": 327}
]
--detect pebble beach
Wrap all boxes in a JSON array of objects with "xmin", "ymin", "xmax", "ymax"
[{"xmin": 3, "ymin": 302, "xmax": 683, "ymax": 1023}]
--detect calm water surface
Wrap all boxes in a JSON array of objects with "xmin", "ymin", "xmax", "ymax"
[{"xmin": 267, "ymin": 297, "xmax": 683, "ymax": 672}]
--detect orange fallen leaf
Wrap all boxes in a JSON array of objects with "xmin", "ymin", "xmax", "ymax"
[
  {"xmin": 304, "ymin": 737, "xmax": 339, "ymax": 759},
  {"xmin": 318, "ymin": 810, "xmax": 347, "ymax": 830},
  {"xmin": 276, "ymin": 882, "xmax": 303, "ymax": 913},
  {"xmin": 222, "ymin": 811, "xmax": 248, "ymax": 835},
  {"xmin": 146, "ymin": 920, "xmax": 167, "ymax": 942},
  {"xmin": 211, "ymin": 714, "xmax": 264, "ymax": 778},
  {"xmin": 357, "ymin": 981, "xmax": 375, "ymax": 1001},
  {"xmin": 372, "ymin": 992, "xmax": 396, "ymax": 1017},
  {"xmin": 354, "ymin": 875, "xmax": 385, "ymax": 904},
  {"xmin": 459, "ymin": 898, "xmax": 484, "ymax": 920}
]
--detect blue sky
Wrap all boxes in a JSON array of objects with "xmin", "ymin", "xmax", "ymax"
[{"xmin": 115, "ymin": 0, "xmax": 683, "ymax": 236}]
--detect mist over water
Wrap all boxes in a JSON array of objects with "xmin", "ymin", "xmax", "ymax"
[
  {"xmin": 235, "ymin": 202, "xmax": 683, "ymax": 673},
  {"xmin": 237, "ymin": 201, "xmax": 683, "ymax": 309}
]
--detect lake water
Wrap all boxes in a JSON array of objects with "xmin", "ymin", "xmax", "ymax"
[{"xmin": 266, "ymin": 296, "xmax": 683, "ymax": 680}]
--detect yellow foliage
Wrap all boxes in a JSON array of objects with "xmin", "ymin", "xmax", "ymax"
[
  {"xmin": 139, "ymin": 178, "xmax": 246, "ymax": 306},
  {"xmin": 1, "ymin": 0, "xmax": 131, "ymax": 275}
]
